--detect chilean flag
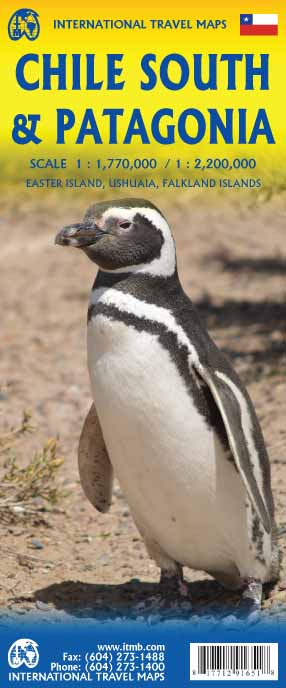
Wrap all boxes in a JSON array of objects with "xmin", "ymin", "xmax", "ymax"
[{"xmin": 240, "ymin": 13, "xmax": 278, "ymax": 35}]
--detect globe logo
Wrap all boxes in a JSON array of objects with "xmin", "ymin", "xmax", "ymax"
[
  {"xmin": 8, "ymin": 639, "xmax": 39, "ymax": 669},
  {"xmin": 8, "ymin": 9, "xmax": 40, "ymax": 41}
]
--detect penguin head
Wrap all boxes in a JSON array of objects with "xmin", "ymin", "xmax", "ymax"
[{"xmin": 55, "ymin": 198, "xmax": 176, "ymax": 277}]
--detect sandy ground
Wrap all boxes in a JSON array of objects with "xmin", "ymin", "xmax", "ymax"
[{"xmin": 0, "ymin": 190, "xmax": 285, "ymax": 624}]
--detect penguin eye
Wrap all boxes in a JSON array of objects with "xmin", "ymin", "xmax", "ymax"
[{"xmin": 119, "ymin": 221, "xmax": 132, "ymax": 229}]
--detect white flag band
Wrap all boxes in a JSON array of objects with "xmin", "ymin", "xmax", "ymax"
[{"xmin": 253, "ymin": 14, "xmax": 278, "ymax": 25}]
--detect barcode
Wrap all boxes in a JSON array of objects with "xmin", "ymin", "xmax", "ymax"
[{"xmin": 190, "ymin": 643, "xmax": 278, "ymax": 680}]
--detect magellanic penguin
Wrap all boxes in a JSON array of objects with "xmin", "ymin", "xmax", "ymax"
[{"xmin": 55, "ymin": 198, "xmax": 279, "ymax": 613}]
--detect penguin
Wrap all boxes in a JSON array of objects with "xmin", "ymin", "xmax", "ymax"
[{"xmin": 55, "ymin": 198, "xmax": 279, "ymax": 613}]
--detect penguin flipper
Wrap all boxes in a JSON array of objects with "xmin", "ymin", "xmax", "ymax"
[
  {"xmin": 78, "ymin": 402, "xmax": 113, "ymax": 513},
  {"xmin": 196, "ymin": 363, "xmax": 272, "ymax": 534}
]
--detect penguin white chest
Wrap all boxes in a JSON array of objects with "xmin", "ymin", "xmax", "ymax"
[{"xmin": 87, "ymin": 313, "xmax": 250, "ymax": 575}]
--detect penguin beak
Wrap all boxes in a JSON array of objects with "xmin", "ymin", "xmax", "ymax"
[{"xmin": 55, "ymin": 222, "xmax": 106, "ymax": 248}]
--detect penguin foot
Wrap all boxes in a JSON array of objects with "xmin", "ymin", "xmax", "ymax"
[
  {"xmin": 134, "ymin": 567, "xmax": 191, "ymax": 614},
  {"xmin": 237, "ymin": 577, "xmax": 263, "ymax": 624},
  {"xmin": 159, "ymin": 567, "xmax": 192, "ymax": 613},
  {"xmin": 160, "ymin": 566, "xmax": 189, "ymax": 599}
]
